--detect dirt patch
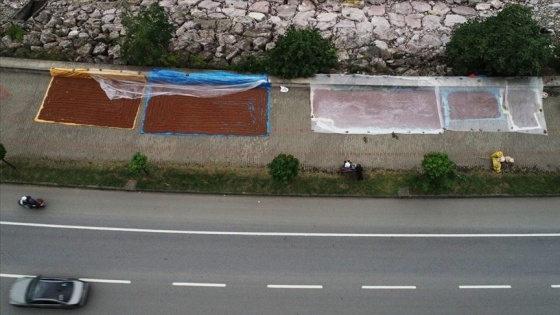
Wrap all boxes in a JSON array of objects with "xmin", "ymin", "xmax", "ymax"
[
  {"xmin": 142, "ymin": 88, "xmax": 269, "ymax": 136},
  {"xmin": 37, "ymin": 76, "xmax": 141, "ymax": 129}
]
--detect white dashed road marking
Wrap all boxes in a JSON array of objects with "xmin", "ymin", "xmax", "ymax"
[
  {"xmin": 362, "ymin": 286, "xmax": 416, "ymax": 289},
  {"xmin": 0, "ymin": 273, "xmax": 34, "ymax": 278},
  {"xmin": 173, "ymin": 282, "xmax": 226, "ymax": 287},
  {"xmin": 267, "ymin": 285, "xmax": 323, "ymax": 289},
  {"xmin": 3, "ymin": 274, "xmax": 558, "ymax": 290},
  {"xmin": 459, "ymin": 285, "xmax": 511, "ymax": 289},
  {"xmin": 79, "ymin": 278, "xmax": 131, "ymax": 284}
]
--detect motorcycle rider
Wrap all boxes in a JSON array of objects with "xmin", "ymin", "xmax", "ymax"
[{"xmin": 20, "ymin": 196, "xmax": 37, "ymax": 207}]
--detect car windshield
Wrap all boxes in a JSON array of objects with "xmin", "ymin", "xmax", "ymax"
[{"xmin": 30, "ymin": 279, "xmax": 74, "ymax": 303}]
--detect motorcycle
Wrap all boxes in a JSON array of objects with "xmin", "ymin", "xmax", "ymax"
[{"xmin": 18, "ymin": 197, "xmax": 45, "ymax": 209}]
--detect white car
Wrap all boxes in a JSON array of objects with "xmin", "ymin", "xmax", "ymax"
[{"xmin": 9, "ymin": 276, "xmax": 89, "ymax": 309}]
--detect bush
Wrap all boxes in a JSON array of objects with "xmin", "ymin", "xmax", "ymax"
[
  {"xmin": 4, "ymin": 24, "xmax": 25, "ymax": 42},
  {"xmin": 121, "ymin": 3, "xmax": 175, "ymax": 66},
  {"xmin": 268, "ymin": 154, "xmax": 300, "ymax": 184},
  {"xmin": 421, "ymin": 152, "xmax": 455, "ymax": 189},
  {"xmin": 267, "ymin": 25, "xmax": 338, "ymax": 78},
  {"xmin": 445, "ymin": 4, "xmax": 553, "ymax": 76},
  {"xmin": 129, "ymin": 152, "xmax": 149, "ymax": 175}
]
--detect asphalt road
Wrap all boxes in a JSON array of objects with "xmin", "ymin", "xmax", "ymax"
[{"xmin": 1, "ymin": 184, "xmax": 559, "ymax": 314}]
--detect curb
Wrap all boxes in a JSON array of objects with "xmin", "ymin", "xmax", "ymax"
[{"xmin": 1, "ymin": 57, "xmax": 559, "ymax": 87}]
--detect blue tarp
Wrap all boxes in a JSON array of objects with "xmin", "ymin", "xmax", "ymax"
[{"xmin": 148, "ymin": 69, "xmax": 270, "ymax": 88}]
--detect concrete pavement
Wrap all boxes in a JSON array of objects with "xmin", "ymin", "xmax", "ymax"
[{"xmin": 1, "ymin": 57, "xmax": 559, "ymax": 171}]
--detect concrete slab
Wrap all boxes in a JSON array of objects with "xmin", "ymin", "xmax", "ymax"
[{"xmin": 1, "ymin": 60, "xmax": 559, "ymax": 172}]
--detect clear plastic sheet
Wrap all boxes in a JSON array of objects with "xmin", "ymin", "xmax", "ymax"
[
  {"xmin": 90, "ymin": 69, "xmax": 269, "ymax": 100},
  {"xmin": 310, "ymin": 74, "xmax": 546, "ymax": 135},
  {"xmin": 87, "ymin": 68, "xmax": 147, "ymax": 100}
]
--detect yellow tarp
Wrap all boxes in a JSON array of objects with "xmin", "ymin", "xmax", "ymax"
[
  {"xmin": 49, "ymin": 68, "xmax": 147, "ymax": 82},
  {"xmin": 50, "ymin": 68, "xmax": 91, "ymax": 78}
]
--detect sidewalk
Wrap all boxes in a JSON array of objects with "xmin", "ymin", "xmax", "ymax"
[{"xmin": 1, "ymin": 57, "xmax": 559, "ymax": 171}]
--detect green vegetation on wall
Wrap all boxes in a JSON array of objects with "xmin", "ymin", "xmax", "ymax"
[
  {"xmin": 231, "ymin": 55, "xmax": 268, "ymax": 74},
  {"xmin": 267, "ymin": 25, "xmax": 339, "ymax": 78},
  {"xmin": 121, "ymin": 3, "xmax": 176, "ymax": 66},
  {"xmin": 548, "ymin": 43, "xmax": 560, "ymax": 72},
  {"xmin": 445, "ymin": 4, "xmax": 553, "ymax": 76},
  {"xmin": 4, "ymin": 24, "xmax": 26, "ymax": 42}
]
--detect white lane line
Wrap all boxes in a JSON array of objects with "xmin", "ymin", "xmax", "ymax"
[
  {"xmin": 79, "ymin": 278, "xmax": 131, "ymax": 284},
  {"xmin": 2, "ymin": 221, "xmax": 559, "ymax": 238},
  {"xmin": 552, "ymin": 285, "xmax": 560, "ymax": 288},
  {"xmin": 1, "ymin": 273, "xmax": 34, "ymax": 278},
  {"xmin": 459, "ymin": 285, "xmax": 511, "ymax": 289},
  {"xmin": 267, "ymin": 285, "xmax": 323, "ymax": 289},
  {"xmin": 362, "ymin": 286, "xmax": 416, "ymax": 290},
  {"xmin": 173, "ymin": 282, "xmax": 226, "ymax": 287}
]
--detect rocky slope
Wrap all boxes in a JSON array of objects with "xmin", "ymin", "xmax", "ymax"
[{"xmin": 1, "ymin": 0, "xmax": 558, "ymax": 75}]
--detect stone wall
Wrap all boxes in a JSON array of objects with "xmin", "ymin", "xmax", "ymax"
[{"xmin": 1, "ymin": 0, "xmax": 558, "ymax": 75}]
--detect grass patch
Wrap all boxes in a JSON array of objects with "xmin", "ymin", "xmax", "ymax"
[
  {"xmin": 4, "ymin": 24, "xmax": 26, "ymax": 42},
  {"xmin": 0, "ymin": 159, "xmax": 130, "ymax": 188},
  {"xmin": 1, "ymin": 157, "xmax": 559, "ymax": 196}
]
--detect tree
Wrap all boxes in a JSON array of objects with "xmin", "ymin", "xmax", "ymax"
[
  {"xmin": 0, "ymin": 143, "xmax": 16, "ymax": 169},
  {"xmin": 267, "ymin": 25, "xmax": 339, "ymax": 78},
  {"xmin": 421, "ymin": 152, "xmax": 454, "ymax": 189},
  {"xmin": 268, "ymin": 153, "xmax": 300, "ymax": 184},
  {"xmin": 121, "ymin": 3, "xmax": 175, "ymax": 66},
  {"xmin": 129, "ymin": 152, "xmax": 149, "ymax": 175},
  {"xmin": 445, "ymin": 4, "xmax": 553, "ymax": 76}
]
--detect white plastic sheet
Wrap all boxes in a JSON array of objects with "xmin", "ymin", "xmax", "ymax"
[{"xmin": 310, "ymin": 74, "xmax": 546, "ymax": 135}]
